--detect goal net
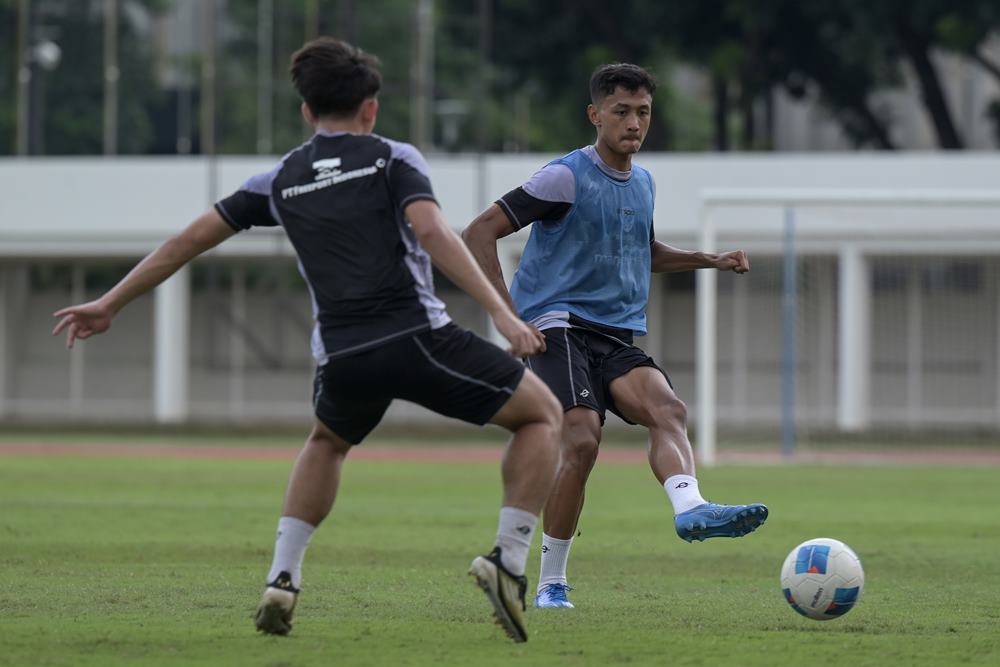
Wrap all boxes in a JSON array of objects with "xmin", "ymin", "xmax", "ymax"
[{"xmin": 693, "ymin": 189, "xmax": 1000, "ymax": 465}]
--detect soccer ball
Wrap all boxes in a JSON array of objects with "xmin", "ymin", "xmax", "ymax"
[{"xmin": 780, "ymin": 538, "xmax": 864, "ymax": 620}]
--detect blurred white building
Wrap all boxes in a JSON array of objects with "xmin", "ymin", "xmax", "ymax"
[{"xmin": 1, "ymin": 153, "xmax": 998, "ymax": 438}]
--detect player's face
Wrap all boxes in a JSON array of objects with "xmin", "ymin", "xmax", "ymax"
[{"xmin": 589, "ymin": 86, "xmax": 652, "ymax": 156}]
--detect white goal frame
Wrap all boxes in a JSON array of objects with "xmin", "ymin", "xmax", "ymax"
[{"xmin": 695, "ymin": 188, "xmax": 1000, "ymax": 466}]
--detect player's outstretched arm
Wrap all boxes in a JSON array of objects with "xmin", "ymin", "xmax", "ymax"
[
  {"xmin": 405, "ymin": 200, "xmax": 544, "ymax": 357},
  {"xmin": 650, "ymin": 241, "xmax": 750, "ymax": 274},
  {"xmin": 51, "ymin": 209, "xmax": 237, "ymax": 349},
  {"xmin": 460, "ymin": 204, "xmax": 518, "ymax": 313}
]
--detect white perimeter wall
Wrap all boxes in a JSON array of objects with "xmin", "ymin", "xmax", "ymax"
[
  {"xmin": 4, "ymin": 152, "xmax": 1000, "ymax": 253},
  {"xmin": 2, "ymin": 152, "xmax": 999, "ymax": 429}
]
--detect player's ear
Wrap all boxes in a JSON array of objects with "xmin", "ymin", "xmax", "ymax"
[
  {"xmin": 587, "ymin": 103, "xmax": 600, "ymax": 127},
  {"xmin": 300, "ymin": 101, "xmax": 316, "ymax": 126},
  {"xmin": 361, "ymin": 97, "xmax": 378, "ymax": 125}
]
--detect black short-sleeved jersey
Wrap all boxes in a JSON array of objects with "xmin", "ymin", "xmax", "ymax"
[{"xmin": 214, "ymin": 131, "xmax": 450, "ymax": 364}]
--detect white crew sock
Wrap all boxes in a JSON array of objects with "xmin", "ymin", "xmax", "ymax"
[
  {"xmin": 494, "ymin": 507, "xmax": 538, "ymax": 576},
  {"xmin": 537, "ymin": 533, "xmax": 574, "ymax": 592},
  {"xmin": 267, "ymin": 516, "xmax": 316, "ymax": 589},
  {"xmin": 664, "ymin": 474, "xmax": 708, "ymax": 515}
]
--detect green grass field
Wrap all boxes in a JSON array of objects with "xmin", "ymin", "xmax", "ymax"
[{"xmin": 2, "ymin": 440, "xmax": 999, "ymax": 667}]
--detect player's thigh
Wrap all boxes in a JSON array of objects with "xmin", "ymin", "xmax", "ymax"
[
  {"xmin": 312, "ymin": 355, "xmax": 393, "ymax": 445},
  {"xmin": 397, "ymin": 324, "xmax": 527, "ymax": 426},
  {"xmin": 607, "ymin": 364, "xmax": 683, "ymax": 427},
  {"xmin": 489, "ymin": 368, "xmax": 561, "ymax": 431},
  {"xmin": 525, "ymin": 327, "xmax": 603, "ymax": 416}
]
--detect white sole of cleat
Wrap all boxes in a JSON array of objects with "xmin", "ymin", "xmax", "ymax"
[{"xmin": 254, "ymin": 588, "xmax": 296, "ymax": 636}]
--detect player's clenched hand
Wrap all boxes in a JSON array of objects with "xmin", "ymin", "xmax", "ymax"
[
  {"xmin": 492, "ymin": 310, "xmax": 546, "ymax": 357},
  {"xmin": 51, "ymin": 300, "xmax": 114, "ymax": 349},
  {"xmin": 714, "ymin": 250, "xmax": 750, "ymax": 274}
]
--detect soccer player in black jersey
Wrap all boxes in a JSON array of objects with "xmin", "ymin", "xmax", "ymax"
[{"xmin": 52, "ymin": 38, "xmax": 560, "ymax": 643}]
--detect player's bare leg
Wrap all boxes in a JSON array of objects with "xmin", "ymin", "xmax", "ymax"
[
  {"xmin": 255, "ymin": 419, "xmax": 353, "ymax": 635},
  {"xmin": 489, "ymin": 370, "xmax": 562, "ymax": 513},
  {"xmin": 280, "ymin": 419, "xmax": 354, "ymax": 525},
  {"xmin": 608, "ymin": 367, "xmax": 694, "ymax": 483},
  {"xmin": 534, "ymin": 406, "xmax": 601, "ymax": 608},
  {"xmin": 543, "ymin": 408, "xmax": 602, "ymax": 538},
  {"xmin": 469, "ymin": 369, "xmax": 561, "ymax": 642},
  {"xmin": 610, "ymin": 366, "xmax": 768, "ymax": 542}
]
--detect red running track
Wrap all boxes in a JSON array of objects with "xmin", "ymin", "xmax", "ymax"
[{"xmin": 1, "ymin": 442, "xmax": 999, "ymax": 466}]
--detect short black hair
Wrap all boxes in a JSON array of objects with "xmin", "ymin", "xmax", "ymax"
[
  {"xmin": 290, "ymin": 37, "xmax": 382, "ymax": 118},
  {"xmin": 589, "ymin": 63, "xmax": 656, "ymax": 103}
]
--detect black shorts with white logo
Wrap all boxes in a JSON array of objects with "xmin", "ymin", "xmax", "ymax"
[
  {"xmin": 526, "ymin": 320, "xmax": 669, "ymax": 424},
  {"xmin": 312, "ymin": 323, "xmax": 525, "ymax": 444}
]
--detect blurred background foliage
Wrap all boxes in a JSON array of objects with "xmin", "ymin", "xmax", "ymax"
[{"xmin": 2, "ymin": 0, "xmax": 1000, "ymax": 155}]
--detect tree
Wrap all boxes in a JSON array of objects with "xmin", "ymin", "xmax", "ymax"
[
  {"xmin": 2, "ymin": 0, "xmax": 167, "ymax": 155},
  {"xmin": 934, "ymin": 0, "xmax": 1000, "ymax": 145}
]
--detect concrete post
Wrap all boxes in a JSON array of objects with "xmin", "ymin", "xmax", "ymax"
[
  {"xmin": 695, "ymin": 207, "xmax": 717, "ymax": 465},
  {"xmin": 837, "ymin": 245, "xmax": 871, "ymax": 431},
  {"xmin": 154, "ymin": 267, "xmax": 190, "ymax": 422}
]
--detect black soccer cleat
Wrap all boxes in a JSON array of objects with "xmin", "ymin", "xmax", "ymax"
[
  {"xmin": 468, "ymin": 547, "xmax": 529, "ymax": 643},
  {"xmin": 254, "ymin": 571, "xmax": 300, "ymax": 636}
]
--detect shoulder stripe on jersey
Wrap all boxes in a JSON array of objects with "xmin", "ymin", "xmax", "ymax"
[
  {"xmin": 240, "ymin": 143, "xmax": 306, "ymax": 195},
  {"xmin": 523, "ymin": 163, "xmax": 575, "ymax": 203},
  {"xmin": 375, "ymin": 134, "xmax": 431, "ymax": 179}
]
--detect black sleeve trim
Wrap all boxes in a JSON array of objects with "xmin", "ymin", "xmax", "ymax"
[
  {"xmin": 214, "ymin": 202, "xmax": 244, "ymax": 232},
  {"xmin": 214, "ymin": 190, "xmax": 276, "ymax": 229},
  {"xmin": 398, "ymin": 193, "xmax": 439, "ymax": 210},
  {"xmin": 496, "ymin": 187, "xmax": 572, "ymax": 231},
  {"xmin": 496, "ymin": 198, "xmax": 524, "ymax": 230}
]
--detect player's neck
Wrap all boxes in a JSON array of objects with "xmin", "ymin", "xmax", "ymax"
[
  {"xmin": 593, "ymin": 141, "xmax": 632, "ymax": 172},
  {"xmin": 314, "ymin": 118, "xmax": 370, "ymax": 135}
]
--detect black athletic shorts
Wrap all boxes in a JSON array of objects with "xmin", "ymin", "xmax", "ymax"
[
  {"xmin": 525, "ymin": 319, "xmax": 669, "ymax": 424},
  {"xmin": 312, "ymin": 323, "xmax": 525, "ymax": 444}
]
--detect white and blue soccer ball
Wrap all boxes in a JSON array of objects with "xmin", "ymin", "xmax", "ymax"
[{"xmin": 780, "ymin": 537, "xmax": 864, "ymax": 620}]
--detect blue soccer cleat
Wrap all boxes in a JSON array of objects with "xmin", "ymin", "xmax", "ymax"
[
  {"xmin": 534, "ymin": 583, "xmax": 575, "ymax": 609},
  {"xmin": 674, "ymin": 502, "xmax": 769, "ymax": 542}
]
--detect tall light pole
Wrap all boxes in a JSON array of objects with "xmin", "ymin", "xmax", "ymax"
[
  {"xmin": 475, "ymin": 0, "xmax": 492, "ymax": 209},
  {"xmin": 410, "ymin": 0, "xmax": 434, "ymax": 150},
  {"xmin": 302, "ymin": 0, "xmax": 320, "ymax": 140},
  {"xmin": 256, "ymin": 0, "xmax": 273, "ymax": 154},
  {"xmin": 15, "ymin": 0, "xmax": 31, "ymax": 155},
  {"xmin": 103, "ymin": 0, "xmax": 119, "ymax": 155},
  {"xmin": 201, "ymin": 0, "xmax": 217, "ymax": 200},
  {"xmin": 16, "ymin": 0, "xmax": 59, "ymax": 156}
]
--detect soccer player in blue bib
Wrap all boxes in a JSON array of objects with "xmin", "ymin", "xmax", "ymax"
[{"xmin": 463, "ymin": 63, "xmax": 769, "ymax": 610}]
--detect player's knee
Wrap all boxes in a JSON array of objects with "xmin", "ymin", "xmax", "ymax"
[
  {"xmin": 636, "ymin": 394, "xmax": 687, "ymax": 429},
  {"xmin": 539, "ymin": 389, "xmax": 563, "ymax": 433},
  {"xmin": 503, "ymin": 379, "xmax": 562, "ymax": 460},
  {"xmin": 307, "ymin": 424, "xmax": 352, "ymax": 458},
  {"xmin": 652, "ymin": 394, "xmax": 687, "ymax": 428},
  {"xmin": 562, "ymin": 426, "xmax": 600, "ymax": 470}
]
